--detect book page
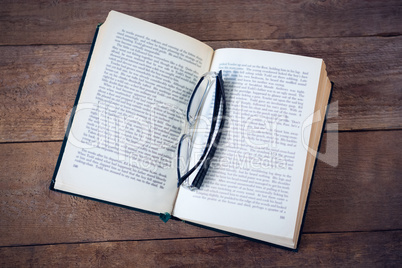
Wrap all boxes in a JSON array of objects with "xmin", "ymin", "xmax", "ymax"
[
  {"xmin": 173, "ymin": 48, "xmax": 322, "ymax": 246},
  {"xmin": 53, "ymin": 11, "xmax": 213, "ymax": 214}
]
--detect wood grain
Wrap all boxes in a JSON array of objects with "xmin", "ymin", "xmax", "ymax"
[
  {"xmin": 1, "ymin": 36, "xmax": 401, "ymax": 143},
  {"xmin": 304, "ymin": 130, "xmax": 402, "ymax": 233},
  {"xmin": 1, "ymin": 0, "xmax": 401, "ymax": 45},
  {"xmin": 0, "ymin": 45, "xmax": 87, "ymax": 143},
  {"xmin": 0, "ymin": 131, "xmax": 400, "ymax": 247},
  {"xmin": 0, "ymin": 231, "xmax": 401, "ymax": 267}
]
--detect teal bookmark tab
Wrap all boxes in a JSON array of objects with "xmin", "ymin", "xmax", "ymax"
[{"xmin": 159, "ymin": 212, "xmax": 171, "ymax": 223}]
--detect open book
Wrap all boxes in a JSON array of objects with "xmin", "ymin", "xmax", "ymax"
[{"xmin": 51, "ymin": 11, "xmax": 332, "ymax": 249}]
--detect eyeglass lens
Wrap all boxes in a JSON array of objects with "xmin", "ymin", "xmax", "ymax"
[{"xmin": 187, "ymin": 75, "xmax": 216, "ymax": 125}]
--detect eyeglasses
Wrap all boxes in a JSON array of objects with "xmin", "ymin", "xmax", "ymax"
[{"xmin": 177, "ymin": 70, "xmax": 226, "ymax": 190}]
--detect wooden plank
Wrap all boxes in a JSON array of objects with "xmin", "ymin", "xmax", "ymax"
[
  {"xmin": 0, "ymin": 231, "xmax": 401, "ymax": 267},
  {"xmin": 1, "ymin": 1, "xmax": 401, "ymax": 45},
  {"xmin": 1, "ymin": 36, "xmax": 401, "ymax": 143},
  {"xmin": 0, "ymin": 45, "xmax": 87, "ymax": 143},
  {"xmin": 0, "ymin": 131, "xmax": 400, "ymax": 247},
  {"xmin": 304, "ymin": 130, "xmax": 402, "ymax": 233}
]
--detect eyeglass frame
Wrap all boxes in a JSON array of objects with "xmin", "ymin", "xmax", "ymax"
[{"xmin": 177, "ymin": 70, "xmax": 226, "ymax": 190}]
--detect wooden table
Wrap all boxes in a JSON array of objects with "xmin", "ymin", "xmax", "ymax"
[{"xmin": 1, "ymin": 1, "xmax": 401, "ymax": 266}]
